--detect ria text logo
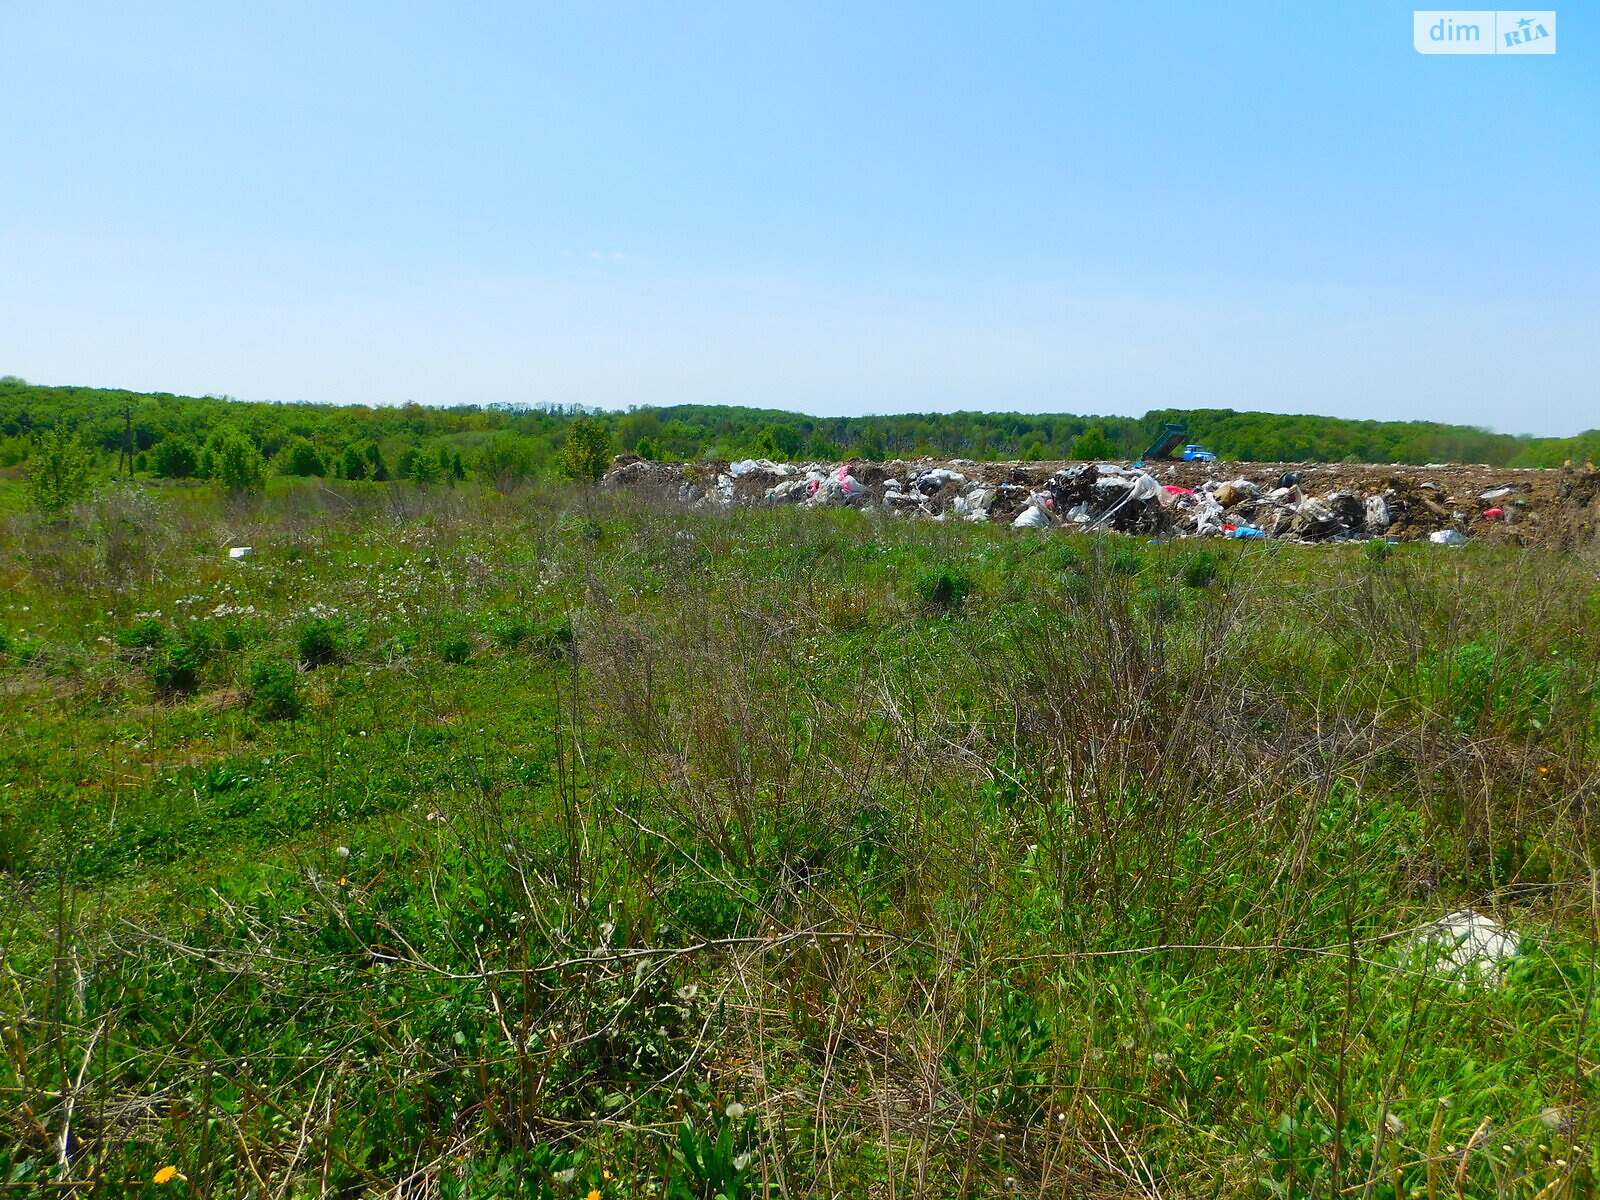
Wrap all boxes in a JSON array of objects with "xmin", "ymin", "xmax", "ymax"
[{"xmin": 1414, "ymin": 10, "xmax": 1555, "ymax": 53}]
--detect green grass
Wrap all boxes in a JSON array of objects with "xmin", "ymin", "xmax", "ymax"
[{"xmin": 1, "ymin": 479, "xmax": 1598, "ymax": 1197}]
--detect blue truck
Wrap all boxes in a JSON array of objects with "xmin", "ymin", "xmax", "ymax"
[{"xmin": 1139, "ymin": 424, "xmax": 1219, "ymax": 464}]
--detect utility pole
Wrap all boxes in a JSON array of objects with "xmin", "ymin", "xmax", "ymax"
[{"xmin": 122, "ymin": 405, "xmax": 134, "ymax": 476}]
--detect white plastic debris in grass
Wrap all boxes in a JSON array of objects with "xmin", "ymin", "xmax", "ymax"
[
  {"xmin": 765, "ymin": 478, "xmax": 809, "ymax": 503},
  {"xmin": 1414, "ymin": 908, "xmax": 1520, "ymax": 985},
  {"xmin": 1012, "ymin": 505, "xmax": 1051, "ymax": 529},
  {"xmin": 1430, "ymin": 529, "xmax": 1468, "ymax": 546},
  {"xmin": 1193, "ymin": 495, "xmax": 1226, "ymax": 537},
  {"xmin": 227, "ymin": 546, "xmax": 253, "ymax": 560},
  {"xmin": 811, "ymin": 466, "xmax": 864, "ymax": 507},
  {"xmin": 951, "ymin": 488, "xmax": 993, "ymax": 522},
  {"xmin": 729, "ymin": 458, "xmax": 791, "ymax": 478},
  {"xmin": 916, "ymin": 468, "xmax": 966, "ymax": 492}
]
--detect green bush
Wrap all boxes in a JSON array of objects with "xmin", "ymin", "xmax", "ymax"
[
  {"xmin": 477, "ymin": 434, "xmax": 539, "ymax": 492},
  {"xmin": 1139, "ymin": 583, "xmax": 1183, "ymax": 623},
  {"xmin": 150, "ymin": 436, "xmax": 199, "ymax": 479},
  {"xmin": 247, "ymin": 660, "xmax": 301, "ymax": 720},
  {"xmin": 116, "ymin": 618, "xmax": 170, "ymax": 650},
  {"xmin": 205, "ymin": 426, "xmax": 268, "ymax": 494},
  {"xmin": 24, "ymin": 426, "xmax": 96, "ymax": 515},
  {"xmin": 913, "ymin": 567, "xmax": 976, "ymax": 614},
  {"xmin": 149, "ymin": 642, "xmax": 202, "ymax": 697},
  {"xmin": 1180, "ymin": 549, "xmax": 1225, "ymax": 589},
  {"xmin": 436, "ymin": 635, "xmax": 471, "ymax": 664},
  {"xmin": 296, "ymin": 617, "xmax": 346, "ymax": 668},
  {"xmin": 1069, "ymin": 425, "xmax": 1118, "ymax": 461},
  {"xmin": 487, "ymin": 614, "xmax": 531, "ymax": 649},
  {"xmin": 278, "ymin": 437, "xmax": 327, "ymax": 477},
  {"xmin": 1102, "ymin": 541, "xmax": 1145, "ymax": 575},
  {"xmin": 534, "ymin": 615, "xmax": 575, "ymax": 660},
  {"xmin": 556, "ymin": 417, "xmax": 615, "ymax": 484}
]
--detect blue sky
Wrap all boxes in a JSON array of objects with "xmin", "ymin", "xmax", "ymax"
[{"xmin": 1, "ymin": 2, "xmax": 1594, "ymax": 435}]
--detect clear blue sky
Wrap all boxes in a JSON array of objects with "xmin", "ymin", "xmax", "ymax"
[{"xmin": 2, "ymin": 2, "xmax": 1594, "ymax": 434}]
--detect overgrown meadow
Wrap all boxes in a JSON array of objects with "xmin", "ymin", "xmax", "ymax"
[{"xmin": 3, "ymin": 478, "xmax": 1600, "ymax": 1198}]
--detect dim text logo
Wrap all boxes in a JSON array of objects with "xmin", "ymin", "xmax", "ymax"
[{"xmin": 1414, "ymin": 10, "xmax": 1556, "ymax": 53}]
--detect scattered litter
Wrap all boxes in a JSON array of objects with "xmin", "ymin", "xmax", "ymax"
[
  {"xmin": 1412, "ymin": 909, "xmax": 1520, "ymax": 985},
  {"xmin": 605, "ymin": 454, "xmax": 1600, "ymax": 548},
  {"xmin": 228, "ymin": 547, "xmax": 253, "ymax": 560}
]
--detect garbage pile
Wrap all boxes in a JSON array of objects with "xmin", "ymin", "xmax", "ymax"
[{"xmin": 603, "ymin": 455, "xmax": 1600, "ymax": 548}]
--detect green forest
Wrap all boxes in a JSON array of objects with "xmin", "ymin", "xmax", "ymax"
[{"xmin": 2, "ymin": 376, "xmax": 1596, "ymax": 491}]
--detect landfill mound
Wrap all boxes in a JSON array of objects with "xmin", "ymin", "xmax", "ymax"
[{"xmin": 604, "ymin": 455, "xmax": 1600, "ymax": 549}]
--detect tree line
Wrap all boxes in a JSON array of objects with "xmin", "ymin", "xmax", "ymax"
[{"xmin": 2, "ymin": 376, "xmax": 1592, "ymax": 508}]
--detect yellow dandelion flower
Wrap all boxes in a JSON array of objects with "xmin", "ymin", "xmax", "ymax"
[
  {"xmin": 585, "ymin": 1191, "xmax": 602, "ymax": 1200},
  {"xmin": 154, "ymin": 1165, "xmax": 180, "ymax": 1184}
]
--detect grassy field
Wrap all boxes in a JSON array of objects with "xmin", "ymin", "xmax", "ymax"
[{"xmin": 2, "ymin": 478, "xmax": 1599, "ymax": 1198}]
